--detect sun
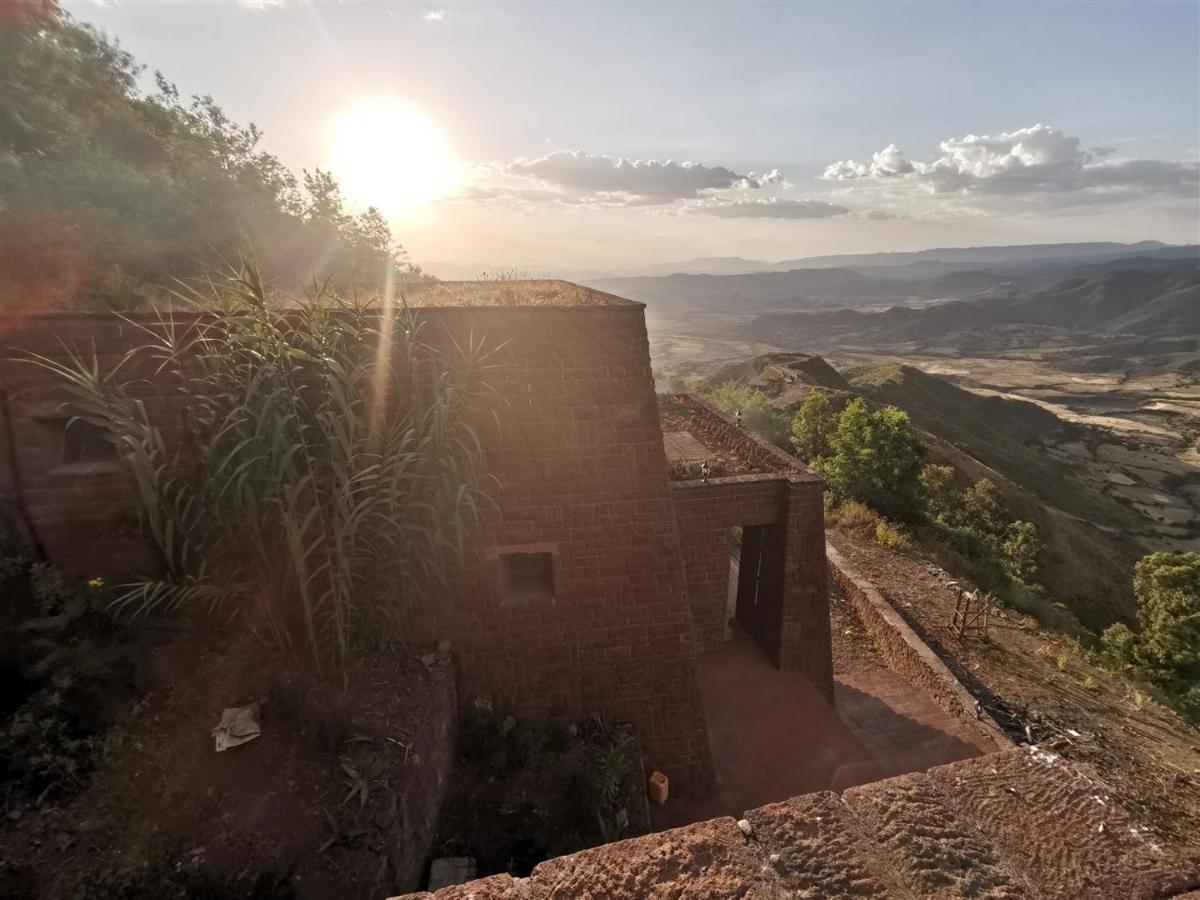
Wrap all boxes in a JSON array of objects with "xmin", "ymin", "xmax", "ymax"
[{"xmin": 327, "ymin": 96, "xmax": 461, "ymax": 219}]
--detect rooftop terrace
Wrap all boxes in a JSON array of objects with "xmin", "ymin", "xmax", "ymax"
[
  {"xmin": 404, "ymin": 279, "xmax": 636, "ymax": 308},
  {"xmin": 659, "ymin": 393, "xmax": 819, "ymax": 482}
]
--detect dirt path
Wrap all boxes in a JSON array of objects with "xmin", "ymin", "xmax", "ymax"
[{"xmin": 827, "ymin": 527, "xmax": 1200, "ymax": 850}]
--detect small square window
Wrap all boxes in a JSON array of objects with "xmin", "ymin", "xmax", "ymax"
[{"xmin": 501, "ymin": 552, "xmax": 554, "ymax": 606}]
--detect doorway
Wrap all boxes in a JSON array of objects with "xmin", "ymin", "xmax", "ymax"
[{"xmin": 726, "ymin": 523, "xmax": 786, "ymax": 665}]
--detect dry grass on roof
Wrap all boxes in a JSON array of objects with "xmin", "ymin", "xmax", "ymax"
[{"xmin": 404, "ymin": 279, "xmax": 631, "ymax": 308}]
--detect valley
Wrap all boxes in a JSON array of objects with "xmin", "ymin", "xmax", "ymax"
[{"xmin": 628, "ymin": 246, "xmax": 1200, "ymax": 632}]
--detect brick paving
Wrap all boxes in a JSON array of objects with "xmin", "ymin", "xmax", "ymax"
[{"xmin": 835, "ymin": 671, "xmax": 993, "ymax": 780}]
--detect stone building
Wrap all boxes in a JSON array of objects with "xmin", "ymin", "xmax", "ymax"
[{"xmin": 0, "ymin": 281, "xmax": 831, "ymax": 796}]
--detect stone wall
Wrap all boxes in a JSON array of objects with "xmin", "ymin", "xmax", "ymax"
[
  {"xmin": 668, "ymin": 396, "xmax": 832, "ymax": 703},
  {"xmin": 394, "ymin": 657, "xmax": 458, "ymax": 891},
  {"xmin": 0, "ymin": 303, "xmax": 718, "ymax": 795},
  {"xmin": 826, "ymin": 543, "xmax": 1011, "ymax": 751}
]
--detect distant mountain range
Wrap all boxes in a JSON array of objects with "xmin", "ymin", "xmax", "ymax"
[
  {"xmin": 582, "ymin": 245, "xmax": 1200, "ymax": 314},
  {"xmin": 746, "ymin": 270, "xmax": 1199, "ymax": 351},
  {"xmin": 424, "ymin": 241, "xmax": 1196, "ymax": 282}
]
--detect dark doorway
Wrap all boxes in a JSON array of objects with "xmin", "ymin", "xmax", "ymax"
[{"xmin": 732, "ymin": 523, "xmax": 786, "ymax": 665}]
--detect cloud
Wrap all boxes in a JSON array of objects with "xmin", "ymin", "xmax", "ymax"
[
  {"xmin": 822, "ymin": 124, "xmax": 1199, "ymax": 211},
  {"xmin": 498, "ymin": 150, "xmax": 763, "ymax": 206},
  {"xmin": 238, "ymin": 0, "xmax": 284, "ymax": 9},
  {"xmin": 695, "ymin": 197, "xmax": 850, "ymax": 219},
  {"xmin": 423, "ymin": 9, "xmax": 446, "ymax": 21}
]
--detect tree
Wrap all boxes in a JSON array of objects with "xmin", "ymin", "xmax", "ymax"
[
  {"xmin": 920, "ymin": 464, "xmax": 957, "ymax": 522},
  {"xmin": 1001, "ymin": 520, "xmax": 1042, "ymax": 582},
  {"xmin": 1101, "ymin": 551, "xmax": 1200, "ymax": 702},
  {"xmin": 957, "ymin": 479, "xmax": 1006, "ymax": 539},
  {"xmin": 814, "ymin": 398, "xmax": 928, "ymax": 520},
  {"xmin": 790, "ymin": 389, "xmax": 836, "ymax": 462},
  {"xmin": 0, "ymin": 4, "xmax": 426, "ymax": 310}
]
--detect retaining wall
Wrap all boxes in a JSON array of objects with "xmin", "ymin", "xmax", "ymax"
[{"xmin": 825, "ymin": 542, "xmax": 1011, "ymax": 751}]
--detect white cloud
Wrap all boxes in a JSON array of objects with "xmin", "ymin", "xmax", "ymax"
[
  {"xmin": 486, "ymin": 150, "xmax": 767, "ymax": 207},
  {"xmin": 822, "ymin": 124, "xmax": 1199, "ymax": 212},
  {"xmin": 423, "ymin": 9, "xmax": 446, "ymax": 21},
  {"xmin": 238, "ymin": 0, "xmax": 284, "ymax": 9},
  {"xmin": 695, "ymin": 197, "xmax": 850, "ymax": 219}
]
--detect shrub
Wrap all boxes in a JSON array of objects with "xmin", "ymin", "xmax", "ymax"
[
  {"xmin": 920, "ymin": 464, "xmax": 958, "ymax": 521},
  {"xmin": 699, "ymin": 382, "xmax": 789, "ymax": 447},
  {"xmin": 874, "ymin": 520, "xmax": 910, "ymax": 549},
  {"xmin": 0, "ymin": 561, "xmax": 141, "ymax": 806},
  {"xmin": 1002, "ymin": 520, "xmax": 1043, "ymax": 582},
  {"xmin": 30, "ymin": 262, "xmax": 496, "ymax": 674}
]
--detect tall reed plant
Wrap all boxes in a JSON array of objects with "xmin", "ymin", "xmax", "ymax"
[{"xmin": 28, "ymin": 261, "xmax": 499, "ymax": 675}]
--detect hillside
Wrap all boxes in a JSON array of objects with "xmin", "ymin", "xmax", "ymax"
[
  {"xmin": 845, "ymin": 364, "xmax": 1149, "ymax": 627},
  {"xmin": 702, "ymin": 353, "xmax": 1198, "ymax": 628}
]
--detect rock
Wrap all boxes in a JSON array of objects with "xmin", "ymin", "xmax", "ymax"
[{"xmin": 737, "ymin": 818, "xmax": 753, "ymax": 837}]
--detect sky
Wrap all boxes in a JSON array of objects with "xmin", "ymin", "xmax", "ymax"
[{"xmin": 66, "ymin": 0, "xmax": 1200, "ymax": 276}]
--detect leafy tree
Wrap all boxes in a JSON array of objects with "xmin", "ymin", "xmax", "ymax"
[
  {"xmin": 1001, "ymin": 520, "xmax": 1042, "ymax": 582},
  {"xmin": 814, "ymin": 398, "xmax": 927, "ymax": 520},
  {"xmin": 700, "ymin": 382, "xmax": 789, "ymax": 447},
  {"xmin": 1102, "ymin": 552, "xmax": 1200, "ymax": 712},
  {"xmin": 790, "ymin": 389, "xmax": 836, "ymax": 462},
  {"xmin": 0, "ymin": 3, "xmax": 425, "ymax": 310},
  {"xmin": 920, "ymin": 464, "xmax": 958, "ymax": 522},
  {"xmin": 957, "ymin": 478, "xmax": 1006, "ymax": 539}
]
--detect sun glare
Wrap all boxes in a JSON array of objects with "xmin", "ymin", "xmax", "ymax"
[{"xmin": 327, "ymin": 97, "xmax": 461, "ymax": 219}]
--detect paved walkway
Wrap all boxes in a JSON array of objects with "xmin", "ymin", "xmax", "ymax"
[
  {"xmin": 653, "ymin": 634, "xmax": 991, "ymax": 829},
  {"xmin": 835, "ymin": 670, "xmax": 992, "ymax": 781}
]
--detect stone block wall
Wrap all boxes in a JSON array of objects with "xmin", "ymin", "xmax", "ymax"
[
  {"xmin": 667, "ymin": 396, "xmax": 831, "ymax": 702},
  {"xmin": 0, "ymin": 303, "xmax": 718, "ymax": 795}
]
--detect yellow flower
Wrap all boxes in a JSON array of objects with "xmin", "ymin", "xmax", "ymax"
[{"xmin": 87, "ymin": 577, "xmax": 104, "ymax": 589}]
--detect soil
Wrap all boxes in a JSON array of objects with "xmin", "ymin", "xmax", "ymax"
[
  {"xmin": 828, "ymin": 526, "xmax": 1200, "ymax": 850},
  {"xmin": 0, "ymin": 623, "xmax": 453, "ymax": 900}
]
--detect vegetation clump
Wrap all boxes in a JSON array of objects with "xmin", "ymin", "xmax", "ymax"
[
  {"xmin": 697, "ymin": 381, "xmax": 790, "ymax": 447},
  {"xmin": 443, "ymin": 698, "xmax": 642, "ymax": 876},
  {"xmin": 30, "ymin": 262, "xmax": 496, "ymax": 674},
  {"xmin": 1101, "ymin": 551, "xmax": 1200, "ymax": 720},
  {"xmin": 0, "ymin": 527, "xmax": 143, "ymax": 809}
]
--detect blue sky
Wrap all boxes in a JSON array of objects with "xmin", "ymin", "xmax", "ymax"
[{"xmin": 67, "ymin": 1, "xmax": 1200, "ymax": 274}]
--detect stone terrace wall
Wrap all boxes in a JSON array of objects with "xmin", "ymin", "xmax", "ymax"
[
  {"xmin": 826, "ymin": 543, "xmax": 1011, "ymax": 751},
  {"xmin": 0, "ymin": 305, "xmax": 717, "ymax": 795}
]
